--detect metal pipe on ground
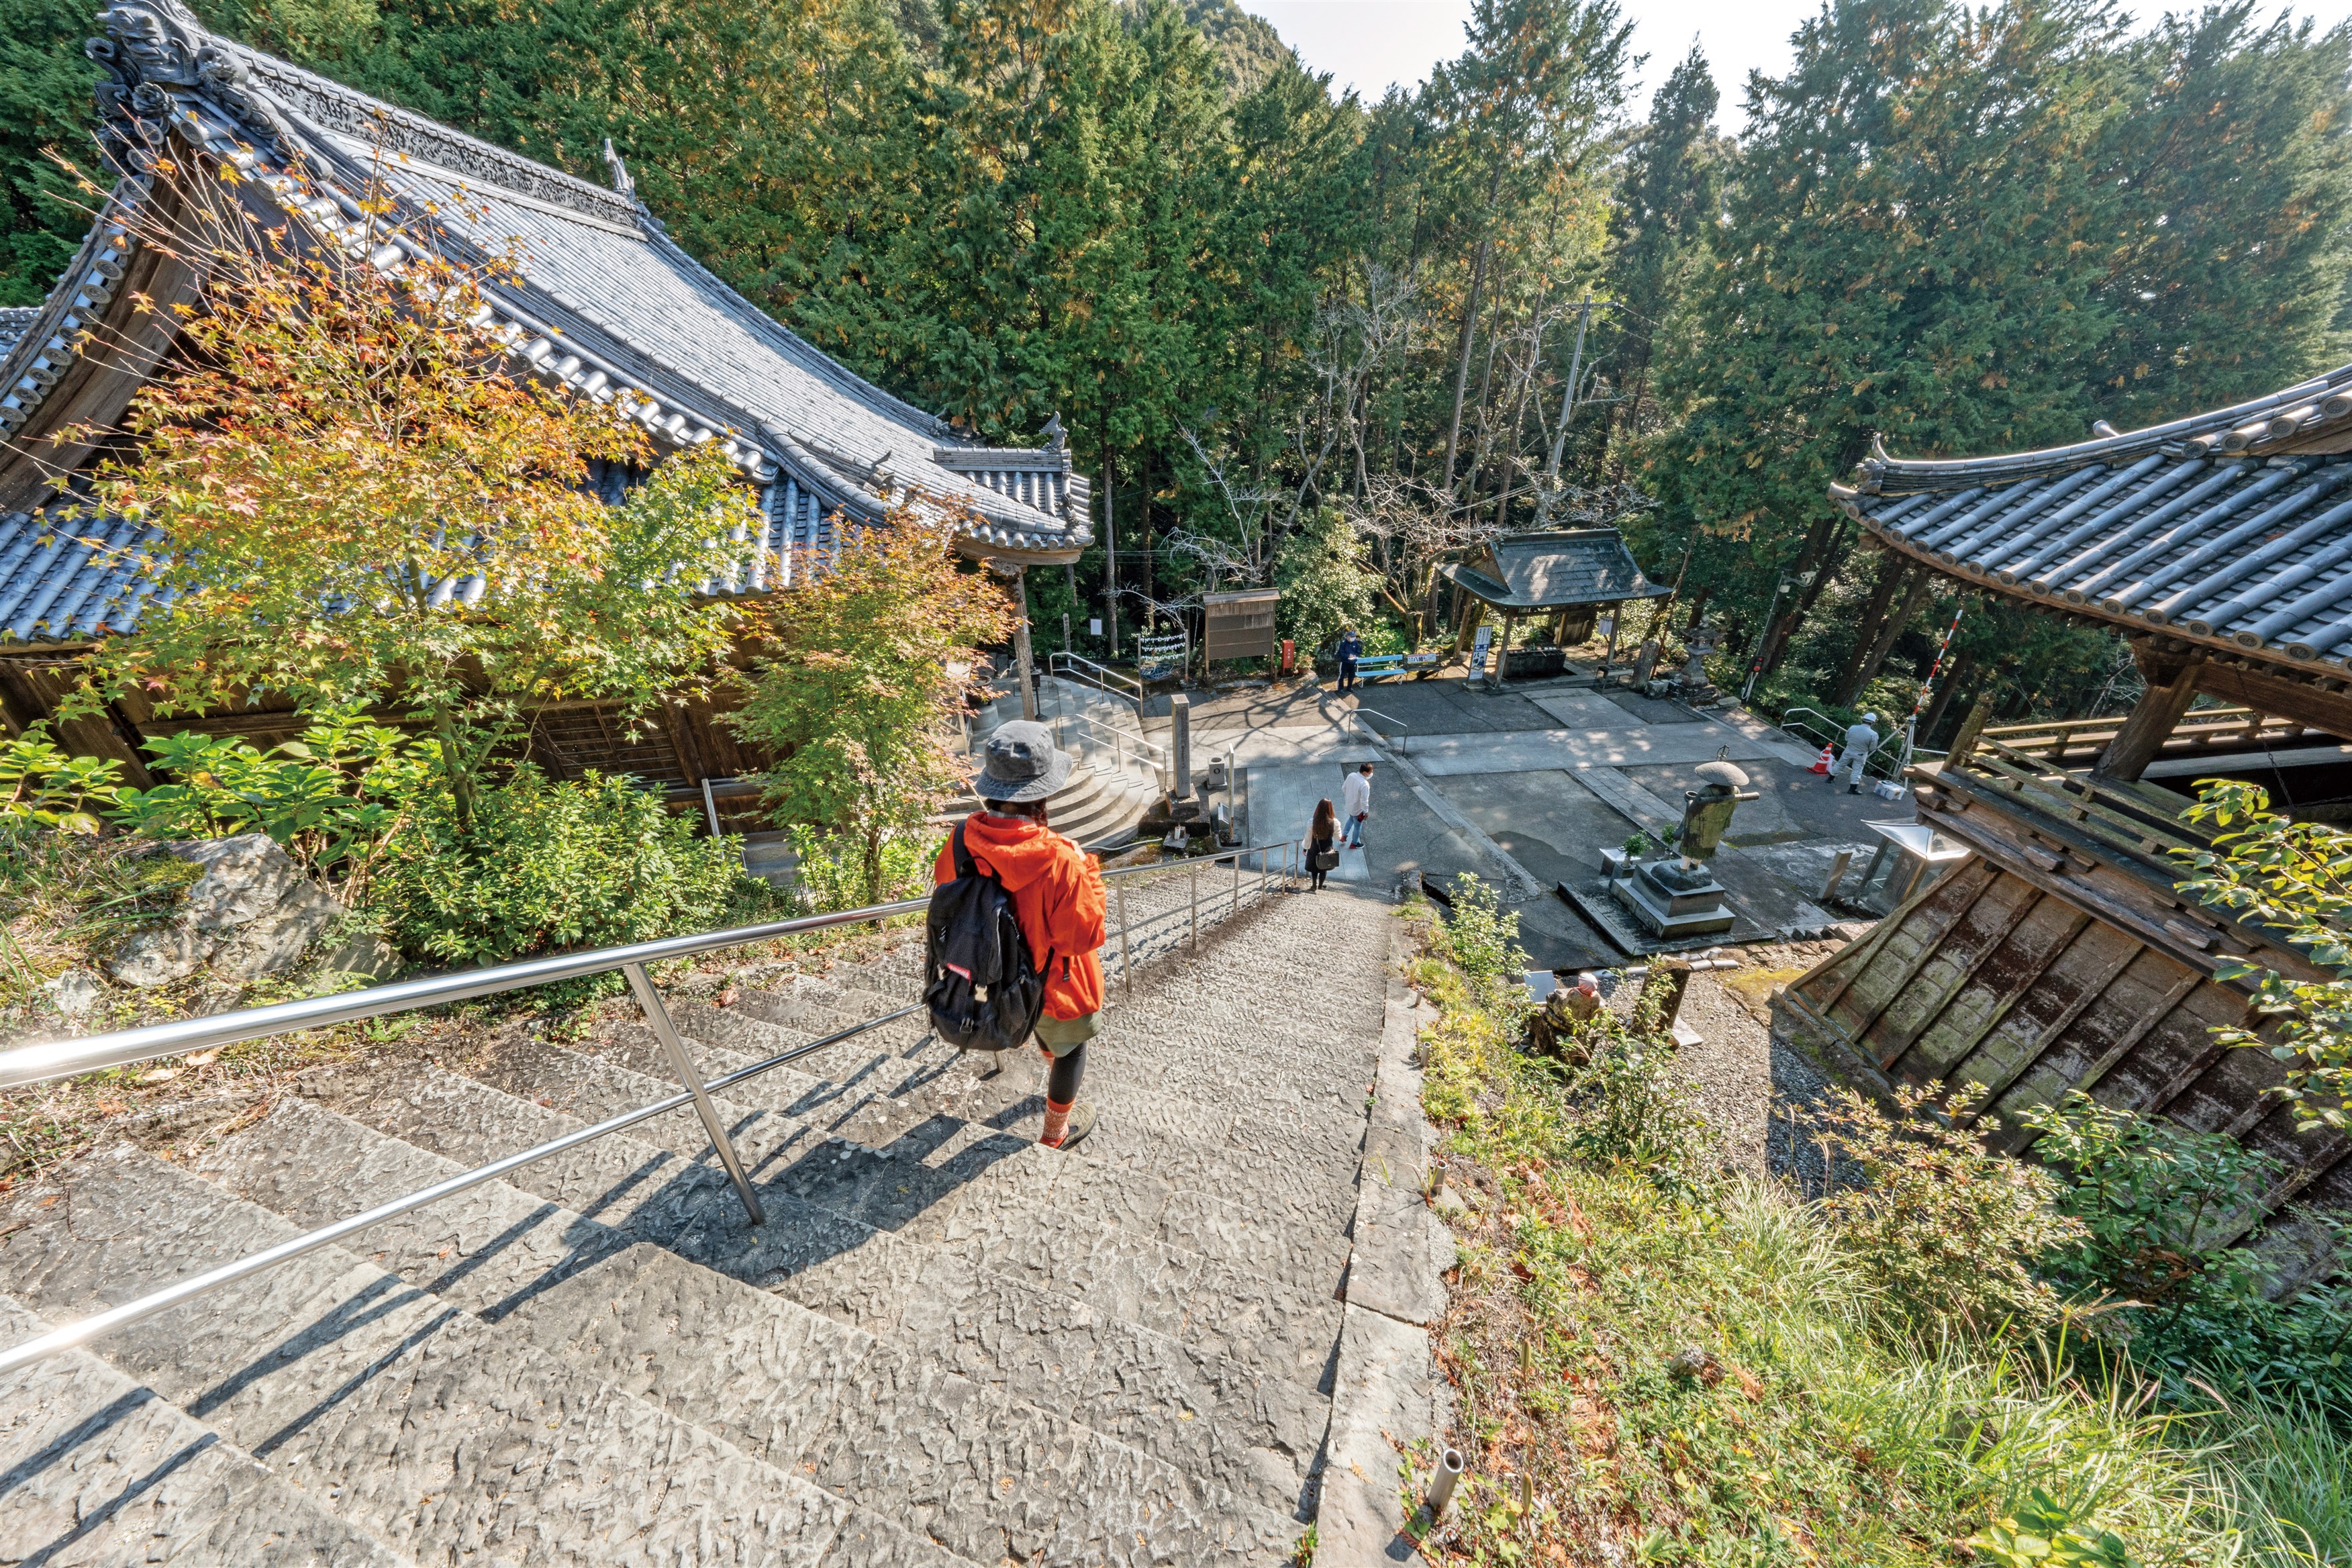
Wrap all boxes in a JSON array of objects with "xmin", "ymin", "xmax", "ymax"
[{"xmin": 1423, "ymin": 1448, "xmax": 1467, "ymax": 1520}]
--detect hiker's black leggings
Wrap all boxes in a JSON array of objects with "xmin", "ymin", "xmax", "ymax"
[{"xmin": 1045, "ymin": 1041, "xmax": 1087, "ymax": 1106}]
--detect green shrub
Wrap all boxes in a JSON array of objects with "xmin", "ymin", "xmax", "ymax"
[
  {"xmin": 1557, "ymin": 1016, "xmax": 1716, "ymax": 1187},
  {"xmin": 2020, "ymin": 1093, "xmax": 2352, "ymax": 1414},
  {"xmin": 1273, "ymin": 505, "xmax": 1378, "ymax": 664},
  {"xmin": 786, "ymin": 822, "xmax": 938, "ymax": 913},
  {"xmin": 1816, "ymin": 1083, "xmax": 2084, "ymax": 1342},
  {"xmin": 1, "ymin": 724, "xmax": 124, "ymax": 834},
  {"xmin": 377, "ymin": 767, "xmax": 753, "ymax": 963},
  {"xmin": 108, "ymin": 716, "xmax": 436, "ymax": 899},
  {"xmin": 2021, "ymin": 1091, "xmax": 2277, "ymax": 1308},
  {"xmin": 1432, "ymin": 874, "xmax": 1528, "ymax": 993}
]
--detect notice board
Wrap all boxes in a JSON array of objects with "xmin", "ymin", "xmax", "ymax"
[{"xmin": 1202, "ymin": 589, "xmax": 1279, "ymax": 663}]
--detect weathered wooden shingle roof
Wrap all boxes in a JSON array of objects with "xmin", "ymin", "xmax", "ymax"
[
  {"xmin": 1440, "ymin": 529, "xmax": 1669, "ymax": 611},
  {"xmin": 1832, "ymin": 369, "xmax": 2352, "ymax": 671},
  {"xmin": 0, "ymin": 0, "xmax": 1090, "ymax": 646}
]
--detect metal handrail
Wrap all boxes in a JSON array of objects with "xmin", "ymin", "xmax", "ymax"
[
  {"xmin": 1049, "ymin": 709, "xmax": 1170, "ymax": 793},
  {"xmin": 0, "ymin": 836, "xmax": 1297, "ymax": 1376},
  {"xmin": 1047, "ymin": 650, "xmax": 1145, "ymax": 709},
  {"xmin": 1338, "ymin": 706, "xmax": 1410, "ymax": 755},
  {"xmin": 1779, "ymin": 705, "xmax": 1914, "ymax": 779}
]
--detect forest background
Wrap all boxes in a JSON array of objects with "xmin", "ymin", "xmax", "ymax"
[{"xmin": 7, "ymin": 0, "xmax": 2352, "ymax": 736}]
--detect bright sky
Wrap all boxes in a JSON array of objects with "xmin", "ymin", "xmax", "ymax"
[{"xmin": 1248, "ymin": 0, "xmax": 2352, "ymax": 126}]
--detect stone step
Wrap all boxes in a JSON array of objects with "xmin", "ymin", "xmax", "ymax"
[
  {"xmin": 462, "ymin": 1039, "xmax": 1349, "ymax": 1395},
  {"xmin": 736, "ymin": 950, "xmax": 1381, "ymax": 1110},
  {"xmin": 0, "ymin": 1295, "xmax": 412, "ymax": 1567},
  {"xmin": 646, "ymin": 1004, "xmax": 1360, "ymax": 1269},
  {"xmin": 306, "ymin": 1065, "xmax": 1330, "ymax": 1514},
  {"xmin": 666, "ymin": 987, "xmax": 1369, "ymax": 1176},
  {"xmin": 0, "ymin": 1144, "xmax": 972, "ymax": 1568},
  {"xmin": 197, "ymin": 1098, "xmax": 1298, "ymax": 1565}
]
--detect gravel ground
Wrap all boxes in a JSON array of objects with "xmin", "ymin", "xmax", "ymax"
[{"xmin": 1589, "ymin": 938, "xmax": 1852, "ymax": 1193}]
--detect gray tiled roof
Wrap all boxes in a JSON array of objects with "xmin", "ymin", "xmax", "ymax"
[
  {"xmin": 0, "ymin": 309, "xmax": 40, "ymax": 358},
  {"xmin": 1441, "ymin": 530, "xmax": 1669, "ymax": 610},
  {"xmin": 1834, "ymin": 385, "xmax": 2352, "ymax": 667},
  {"xmin": 0, "ymin": 0, "xmax": 1089, "ymax": 646}
]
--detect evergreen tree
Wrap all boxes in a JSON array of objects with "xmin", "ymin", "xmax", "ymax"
[
  {"xmin": 2090, "ymin": 3, "xmax": 2352, "ymax": 424},
  {"xmin": 0, "ymin": 0, "xmax": 99, "ymax": 306},
  {"xmin": 1602, "ymin": 44, "xmax": 1728, "ymax": 449},
  {"xmin": 1645, "ymin": 0, "xmax": 2126, "ymax": 679}
]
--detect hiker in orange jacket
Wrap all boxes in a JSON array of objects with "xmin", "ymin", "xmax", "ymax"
[{"xmin": 934, "ymin": 720, "xmax": 1108, "ymax": 1148}]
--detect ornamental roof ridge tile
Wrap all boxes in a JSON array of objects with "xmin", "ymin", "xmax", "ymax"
[
  {"xmin": 214, "ymin": 38, "xmax": 642, "ymax": 226},
  {"xmin": 1845, "ymin": 366, "xmax": 2352, "ymax": 497}
]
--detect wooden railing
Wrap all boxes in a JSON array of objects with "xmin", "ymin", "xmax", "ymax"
[{"xmin": 1979, "ymin": 705, "xmax": 2306, "ymax": 765}]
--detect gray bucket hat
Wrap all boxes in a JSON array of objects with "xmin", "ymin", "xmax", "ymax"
[{"xmin": 975, "ymin": 720, "xmax": 1073, "ymax": 803}]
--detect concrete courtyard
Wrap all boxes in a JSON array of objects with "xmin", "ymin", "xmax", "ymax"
[{"xmin": 1157, "ymin": 671, "xmax": 1905, "ymax": 971}]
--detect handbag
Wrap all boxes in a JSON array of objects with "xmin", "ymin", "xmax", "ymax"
[{"xmin": 1312, "ymin": 846, "xmax": 1340, "ymax": 872}]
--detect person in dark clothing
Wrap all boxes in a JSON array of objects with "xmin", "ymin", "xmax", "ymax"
[
  {"xmin": 1302, "ymin": 798, "xmax": 1338, "ymax": 891},
  {"xmin": 1334, "ymin": 627, "xmax": 1362, "ymax": 692}
]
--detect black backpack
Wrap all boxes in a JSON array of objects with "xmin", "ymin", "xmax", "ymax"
[{"xmin": 924, "ymin": 822, "xmax": 1051, "ymax": 1054}]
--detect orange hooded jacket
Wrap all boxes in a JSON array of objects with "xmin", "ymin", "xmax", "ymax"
[{"xmin": 934, "ymin": 812, "xmax": 1107, "ymax": 1020}]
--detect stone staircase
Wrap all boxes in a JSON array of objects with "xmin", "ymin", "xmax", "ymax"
[{"xmin": 0, "ymin": 869, "xmax": 1406, "ymax": 1565}]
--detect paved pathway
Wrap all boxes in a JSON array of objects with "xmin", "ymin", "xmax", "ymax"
[{"xmin": 0, "ymin": 870, "xmax": 1425, "ymax": 1565}]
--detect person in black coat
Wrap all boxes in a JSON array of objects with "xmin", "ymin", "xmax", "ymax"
[
  {"xmin": 1334, "ymin": 628, "xmax": 1362, "ymax": 692},
  {"xmin": 1302, "ymin": 798, "xmax": 1338, "ymax": 891}
]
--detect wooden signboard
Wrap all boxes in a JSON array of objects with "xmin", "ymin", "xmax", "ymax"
[{"xmin": 1202, "ymin": 589, "xmax": 1279, "ymax": 662}]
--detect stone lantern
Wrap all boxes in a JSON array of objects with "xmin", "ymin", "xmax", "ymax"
[{"xmin": 1614, "ymin": 749, "xmax": 1759, "ymax": 938}]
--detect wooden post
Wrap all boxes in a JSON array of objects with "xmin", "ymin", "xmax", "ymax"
[
  {"xmin": 1012, "ymin": 567, "xmax": 1039, "ymax": 722},
  {"xmin": 1945, "ymin": 692, "xmax": 1994, "ymax": 768},
  {"xmin": 2092, "ymin": 648, "xmax": 2206, "ymax": 782}
]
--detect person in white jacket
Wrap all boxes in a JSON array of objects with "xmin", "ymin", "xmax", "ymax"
[
  {"xmin": 1834, "ymin": 713, "xmax": 1880, "ymax": 795},
  {"xmin": 1340, "ymin": 762, "xmax": 1373, "ymax": 848}
]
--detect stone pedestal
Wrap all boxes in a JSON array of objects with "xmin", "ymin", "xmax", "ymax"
[{"xmin": 1612, "ymin": 859, "xmax": 1735, "ymax": 938}]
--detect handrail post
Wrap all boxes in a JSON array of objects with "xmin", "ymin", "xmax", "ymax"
[
  {"xmin": 1190, "ymin": 862, "xmax": 1200, "ymax": 949},
  {"xmin": 1232, "ymin": 852, "xmax": 1240, "ymax": 918},
  {"xmin": 624, "ymin": 962, "xmax": 765, "ymax": 1226},
  {"xmin": 1116, "ymin": 882, "xmax": 1135, "ymax": 997}
]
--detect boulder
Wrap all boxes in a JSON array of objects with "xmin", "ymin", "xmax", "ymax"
[
  {"xmin": 107, "ymin": 926, "xmax": 216, "ymax": 988},
  {"xmin": 316, "ymin": 932, "xmax": 400, "ymax": 983},
  {"xmin": 170, "ymin": 835, "xmax": 301, "ymax": 932},
  {"xmin": 211, "ymin": 881, "xmax": 343, "ymax": 981}
]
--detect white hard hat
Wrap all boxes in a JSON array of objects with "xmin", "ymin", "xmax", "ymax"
[{"xmin": 1862, "ymin": 712, "xmax": 1878, "ymax": 724}]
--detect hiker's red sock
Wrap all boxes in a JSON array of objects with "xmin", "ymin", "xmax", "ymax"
[{"xmin": 1042, "ymin": 1096, "xmax": 1073, "ymax": 1148}]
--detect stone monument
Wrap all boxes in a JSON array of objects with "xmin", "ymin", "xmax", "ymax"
[
  {"xmin": 1612, "ymin": 750, "xmax": 1759, "ymax": 938},
  {"xmin": 1669, "ymin": 614, "xmax": 1724, "ymax": 706}
]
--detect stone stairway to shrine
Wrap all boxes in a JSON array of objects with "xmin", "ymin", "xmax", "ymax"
[{"xmin": 0, "ymin": 867, "xmax": 1424, "ymax": 1566}]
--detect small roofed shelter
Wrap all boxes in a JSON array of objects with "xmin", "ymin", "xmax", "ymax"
[
  {"xmin": 1791, "ymin": 367, "xmax": 2352, "ymax": 1292},
  {"xmin": 1438, "ymin": 528, "xmax": 1669, "ymax": 682},
  {"xmin": 0, "ymin": 0, "xmax": 1092, "ymax": 777}
]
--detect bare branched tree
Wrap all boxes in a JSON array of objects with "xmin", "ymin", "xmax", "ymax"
[{"xmin": 1178, "ymin": 262, "xmax": 1421, "ymax": 584}]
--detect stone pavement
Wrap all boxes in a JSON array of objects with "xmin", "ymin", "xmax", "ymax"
[
  {"xmin": 0, "ymin": 868, "xmax": 1444, "ymax": 1565},
  {"xmin": 1192, "ymin": 673, "xmax": 1904, "ymax": 970}
]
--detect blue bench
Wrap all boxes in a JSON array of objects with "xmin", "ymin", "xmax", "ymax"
[{"xmin": 1350, "ymin": 650, "xmax": 1442, "ymax": 682}]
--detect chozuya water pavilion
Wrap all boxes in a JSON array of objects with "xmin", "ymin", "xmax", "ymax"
[
  {"xmin": 0, "ymin": 0, "xmax": 1091, "ymax": 789},
  {"xmin": 1784, "ymin": 373, "xmax": 2352, "ymax": 1288}
]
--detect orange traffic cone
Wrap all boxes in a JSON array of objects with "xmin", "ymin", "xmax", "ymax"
[{"xmin": 1811, "ymin": 743, "xmax": 1834, "ymax": 775}]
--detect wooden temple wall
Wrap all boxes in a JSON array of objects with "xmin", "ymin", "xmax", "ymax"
[
  {"xmin": 1782, "ymin": 854, "xmax": 2351, "ymax": 1289},
  {"xmin": 0, "ymin": 652, "xmax": 774, "ymax": 823}
]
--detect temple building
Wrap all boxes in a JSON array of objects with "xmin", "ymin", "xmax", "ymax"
[
  {"xmin": 0, "ymin": 0, "xmax": 1089, "ymax": 789},
  {"xmin": 1436, "ymin": 528, "xmax": 1669, "ymax": 682},
  {"xmin": 1784, "ymin": 373, "xmax": 2352, "ymax": 1287}
]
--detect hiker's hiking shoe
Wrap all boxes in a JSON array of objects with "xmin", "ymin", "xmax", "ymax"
[{"xmin": 1042, "ymin": 1101, "xmax": 1097, "ymax": 1150}]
